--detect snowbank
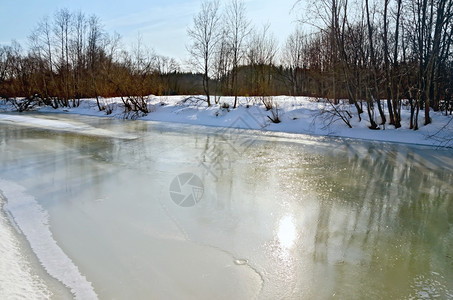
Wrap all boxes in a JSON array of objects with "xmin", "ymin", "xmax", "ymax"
[
  {"xmin": 1, "ymin": 96, "xmax": 452, "ymax": 147},
  {"xmin": 0, "ymin": 192, "xmax": 52, "ymax": 300}
]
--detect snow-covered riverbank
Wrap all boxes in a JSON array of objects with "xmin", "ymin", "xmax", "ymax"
[{"xmin": 1, "ymin": 96, "xmax": 452, "ymax": 147}]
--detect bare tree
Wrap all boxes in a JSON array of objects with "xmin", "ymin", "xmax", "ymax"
[
  {"xmin": 29, "ymin": 16, "xmax": 58, "ymax": 105},
  {"xmin": 0, "ymin": 45, "xmax": 16, "ymax": 99},
  {"xmin": 225, "ymin": 0, "xmax": 251, "ymax": 108},
  {"xmin": 53, "ymin": 8, "xmax": 72, "ymax": 106},
  {"xmin": 86, "ymin": 14, "xmax": 106, "ymax": 110},
  {"xmin": 155, "ymin": 55, "xmax": 180, "ymax": 96},
  {"xmin": 383, "ymin": 0, "xmax": 403, "ymax": 128},
  {"xmin": 404, "ymin": 0, "xmax": 453, "ymax": 128},
  {"xmin": 122, "ymin": 34, "xmax": 158, "ymax": 114},
  {"xmin": 281, "ymin": 26, "xmax": 309, "ymax": 96},
  {"xmin": 187, "ymin": 0, "xmax": 222, "ymax": 106},
  {"xmin": 246, "ymin": 24, "xmax": 278, "ymax": 108},
  {"xmin": 71, "ymin": 11, "xmax": 87, "ymax": 107},
  {"xmin": 297, "ymin": 0, "xmax": 364, "ymax": 121},
  {"xmin": 365, "ymin": 0, "xmax": 386, "ymax": 127},
  {"xmin": 0, "ymin": 47, "xmax": 8, "ymax": 93},
  {"xmin": 213, "ymin": 29, "xmax": 232, "ymax": 104}
]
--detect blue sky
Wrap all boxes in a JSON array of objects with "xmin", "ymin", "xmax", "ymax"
[{"xmin": 0, "ymin": 0, "xmax": 301, "ymax": 62}]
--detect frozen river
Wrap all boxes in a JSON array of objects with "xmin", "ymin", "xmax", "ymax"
[{"xmin": 0, "ymin": 112, "xmax": 452, "ymax": 299}]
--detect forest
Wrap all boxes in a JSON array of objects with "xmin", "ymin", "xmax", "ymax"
[{"xmin": 0, "ymin": 0, "xmax": 452, "ymax": 130}]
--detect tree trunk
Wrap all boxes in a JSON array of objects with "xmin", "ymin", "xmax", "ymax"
[{"xmin": 365, "ymin": 0, "xmax": 386, "ymax": 125}]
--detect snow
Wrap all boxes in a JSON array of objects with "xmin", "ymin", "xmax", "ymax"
[
  {"xmin": 0, "ymin": 193, "xmax": 51, "ymax": 300},
  {"xmin": 0, "ymin": 114, "xmax": 84, "ymax": 129},
  {"xmin": 0, "ymin": 113, "xmax": 137, "ymax": 140},
  {"xmin": 1, "ymin": 96, "xmax": 450, "ymax": 147},
  {"xmin": 0, "ymin": 179, "xmax": 98, "ymax": 300}
]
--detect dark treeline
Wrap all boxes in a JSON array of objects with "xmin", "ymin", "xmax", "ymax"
[{"xmin": 1, "ymin": 0, "xmax": 453, "ymax": 129}]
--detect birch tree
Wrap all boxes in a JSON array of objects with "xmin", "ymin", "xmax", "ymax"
[
  {"xmin": 225, "ymin": 0, "xmax": 251, "ymax": 108},
  {"xmin": 187, "ymin": 0, "xmax": 222, "ymax": 106}
]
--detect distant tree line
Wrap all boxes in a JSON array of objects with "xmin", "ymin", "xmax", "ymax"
[
  {"xmin": 1, "ymin": 0, "xmax": 452, "ymax": 129},
  {"xmin": 0, "ymin": 9, "xmax": 185, "ymax": 113}
]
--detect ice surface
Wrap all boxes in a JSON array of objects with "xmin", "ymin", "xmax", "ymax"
[{"xmin": 0, "ymin": 113, "xmax": 452, "ymax": 299}]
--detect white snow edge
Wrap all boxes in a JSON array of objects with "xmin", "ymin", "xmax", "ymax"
[{"xmin": 0, "ymin": 179, "xmax": 98, "ymax": 300}]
